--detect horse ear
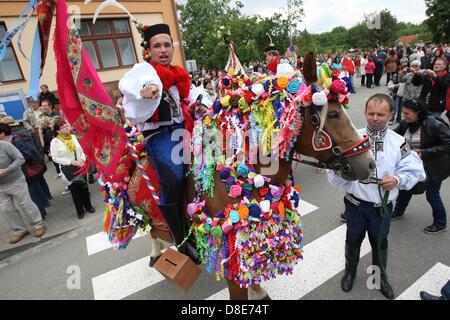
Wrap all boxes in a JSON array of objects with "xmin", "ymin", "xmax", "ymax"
[{"xmin": 302, "ymin": 52, "xmax": 318, "ymax": 86}]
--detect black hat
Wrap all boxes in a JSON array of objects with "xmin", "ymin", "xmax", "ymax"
[
  {"xmin": 265, "ymin": 45, "xmax": 278, "ymax": 52},
  {"xmin": 143, "ymin": 23, "xmax": 171, "ymax": 42},
  {"xmin": 264, "ymin": 33, "xmax": 277, "ymax": 52}
]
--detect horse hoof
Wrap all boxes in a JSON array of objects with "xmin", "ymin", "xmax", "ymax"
[{"xmin": 149, "ymin": 255, "xmax": 161, "ymax": 268}]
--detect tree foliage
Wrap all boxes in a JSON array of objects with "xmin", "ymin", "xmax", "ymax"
[
  {"xmin": 424, "ymin": 0, "xmax": 450, "ymax": 43},
  {"xmin": 177, "ymin": 0, "xmax": 304, "ymax": 69}
]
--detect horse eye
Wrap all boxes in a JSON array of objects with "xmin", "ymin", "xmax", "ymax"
[{"xmin": 327, "ymin": 111, "xmax": 339, "ymax": 119}]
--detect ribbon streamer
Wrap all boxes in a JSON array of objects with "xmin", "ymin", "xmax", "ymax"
[{"xmin": 0, "ymin": 0, "xmax": 38, "ymax": 63}]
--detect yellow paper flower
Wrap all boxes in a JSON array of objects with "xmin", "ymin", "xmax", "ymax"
[{"xmin": 220, "ymin": 95, "xmax": 231, "ymax": 107}]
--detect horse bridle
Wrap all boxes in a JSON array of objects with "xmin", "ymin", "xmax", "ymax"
[{"xmin": 296, "ymin": 103, "xmax": 371, "ymax": 175}]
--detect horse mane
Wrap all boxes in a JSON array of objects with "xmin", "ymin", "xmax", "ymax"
[{"xmin": 302, "ymin": 52, "xmax": 318, "ymax": 86}]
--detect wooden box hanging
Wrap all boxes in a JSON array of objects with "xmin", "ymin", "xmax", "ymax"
[{"xmin": 154, "ymin": 248, "xmax": 202, "ymax": 292}]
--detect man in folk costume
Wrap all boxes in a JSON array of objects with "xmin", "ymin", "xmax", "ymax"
[
  {"xmin": 119, "ymin": 23, "xmax": 206, "ymax": 266},
  {"xmin": 264, "ymin": 35, "xmax": 294, "ymax": 78},
  {"xmin": 264, "ymin": 35, "xmax": 282, "ymax": 76}
]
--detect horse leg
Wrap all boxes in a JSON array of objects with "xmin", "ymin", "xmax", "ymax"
[
  {"xmin": 226, "ymin": 280, "xmax": 249, "ymax": 300},
  {"xmin": 248, "ymin": 284, "xmax": 271, "ymax": 300}
]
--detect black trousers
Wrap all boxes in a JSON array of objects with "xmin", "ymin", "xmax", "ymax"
[
  {"xmin": 345, "ymin": 196, "xmax": 393, "ymax": 250},
  {"xmin": 374, "ymin": 71, "xmax": 382, "ymax": 86},
  {"xmin": 366, "ymin": 74, "xmax": 374, "ymax": 88},
  {"xmin": 69, "ymin": 182, "xmax": 93, "ymax": 217},
  {"xmin": 386, "ymin": 72, "xmax": 397, "ymax": 84}
]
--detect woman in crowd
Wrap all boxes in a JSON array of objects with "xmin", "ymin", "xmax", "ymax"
[
  {"xmin": 365, "ymin": 57, "xmax": 375, "ymax": 88},
  {"xmin": 385, "ymin": 50, "xmax": 398, "ymax": 85},
  {"xmin": 392, "ymin": 100, "xmax": 450, "ymax": 235},
  {"xmin": 360, "ymin": 54, "xmax": 368, "ymax": 86},
  {"xmin": 50, "ymin": 120, "xmax": 95, "ymax": 219}
]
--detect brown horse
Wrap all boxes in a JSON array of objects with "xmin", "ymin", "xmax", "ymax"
[{"xmin": 145, "ymin": 52, "xmax": 375, "ymax": 300}]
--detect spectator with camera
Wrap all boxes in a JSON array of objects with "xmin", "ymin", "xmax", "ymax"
[
  {"xmin": 397, "ymin": 61, "xmax": 427, "ymax": 111},
  {"xmin": 418, "ymin": 57, "xmax": 449, "ymax": 119}
]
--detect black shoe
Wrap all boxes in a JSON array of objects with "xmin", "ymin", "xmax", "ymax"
[
  {"xmin": 380, "ymin": 277, "xmax": 394, "ymax": 299},
  {"xmin": 341, "ymin": 243, "xmax": 360, "ymax": 292},
  {"xmin": 423, "ymin": 224, "xmax": 447, "ymax": 235},
  {"xmin": 149, "ymin": 255, "xmax": 161, "ymax": 268},
  {"xmin": 340, "ymin": 213, "xmax": 346, "ymax": 223},
  {"xmin": 78, "ymin": 212, "xmax": 85, "ymax": 219},
  {"xmin": 391, "ymin": 211, "xmax": 404, "ymax": 221},
  {"xmin": 372, "ymin": 248, "xmax": 394, "ymax": 299},
  {"xmin": 179, "ymin": 239, "xmax": 201, "ymax": 265},
  {"xmin": 86, "ymin": 207, "xmax": 96, "ymax": 213},
  {"xmin": 341, "ymin": 270, "xmax": 357, "ymax": 292},
  {"xmin": 420, "ymin": 291, "xmax": 442, "ymax": 300}
]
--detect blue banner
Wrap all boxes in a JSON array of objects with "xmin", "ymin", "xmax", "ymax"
[{"xmin": 26, "ymin": 24, "xmax": 41, "ymax": 99}]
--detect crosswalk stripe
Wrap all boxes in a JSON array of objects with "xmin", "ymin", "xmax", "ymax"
[
  {"xmin": 298, "ymin": 200, "xmax": 319, "ymax": 216},
  {"xmin": 396, "ymin": 263, "xmax": 450, "ymax": 300},
  {"xmin": 206, "ymin": 224, "xmax": 371, "ymax": 300},
  {"xmin": 86, "ymin": 232, "xmax": 145, "ymax": 256},
  {"xmin": 92, "ymin": 255, "xmax": 165, "ymax": 300},
  {"xmin": 86, "ymin": 200, "xmax": 318, "ymax": 256}
]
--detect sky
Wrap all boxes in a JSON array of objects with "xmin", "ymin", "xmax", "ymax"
[{"xmin": 175, "ymin": 0, "xmax": 428, "ymax": 34}]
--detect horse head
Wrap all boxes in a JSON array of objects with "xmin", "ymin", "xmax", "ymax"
[{"xmin": 295, "ymin": 52, "xmax": 375, "ymax": 181}]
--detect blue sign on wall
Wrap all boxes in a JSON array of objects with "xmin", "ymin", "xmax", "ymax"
[{"xmin": 0, "ymin": 89, "xmax": 27, "ymax": 121}]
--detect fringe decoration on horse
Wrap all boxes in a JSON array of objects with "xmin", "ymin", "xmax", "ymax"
[{"xmin": 188, "ymin": 53, "xmax": 354, "ymax": 285}]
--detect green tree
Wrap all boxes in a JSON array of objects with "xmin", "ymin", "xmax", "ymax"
[
  {"xmin": 176, "ymin": 0, "xmax": 244, "ymax": 68},
  {"xmin": 297, "ymin": 29, "xmax": 317, "ymax": 54},
  {"xmin": 177, "ymin": 0, "xmax": 304, "ymax": 69},
  {"xmin": 424, "ymin": 0, "xmax": 450, "ymax": 43}
]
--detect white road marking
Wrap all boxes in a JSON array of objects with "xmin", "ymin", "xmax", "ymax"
[
  {"xmin": 92, "ymin": 255, "xmax": 165, "ymax": 300},
  {"xmin": 86, "ymin": 232, "xmax": 145, "ymax": 256},
  {"xmin": 207, "ymin": 224, "xmax": 371, "ymax": 300},
  {"xmin": 396, "ymin": 263, "xmax": 450, "ymax": 300}
]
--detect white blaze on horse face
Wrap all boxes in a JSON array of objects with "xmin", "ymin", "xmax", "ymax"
[{"xmin": 341, "ymin": 107, "xmax": 360, "ymax": 137}]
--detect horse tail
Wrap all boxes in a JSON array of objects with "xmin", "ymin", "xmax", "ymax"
[{"xmin": 302, "ymin": 51, "xmax": 318, "ymax": 86}]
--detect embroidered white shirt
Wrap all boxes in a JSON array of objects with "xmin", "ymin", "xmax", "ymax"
[{"xmin": 327, "ymin": 127, "xmax": 426, "ymax": 205}]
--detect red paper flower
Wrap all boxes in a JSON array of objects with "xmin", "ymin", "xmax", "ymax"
[
  {"xmin": 244, "ymin": 91, "xmax": 256, "ymax": 104},
  {"xmin": 304, "ymin": 92, "xmax": 312, "ymax": 102},
  {"xmin": 259, "ymin": 186, "xmax": 269, "ymax": 197},
  {"xmin": 330, "ymin": 80, "xmax": 347, "ymax": 95}
]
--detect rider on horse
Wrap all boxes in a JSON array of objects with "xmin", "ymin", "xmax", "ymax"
[{"xmin": 118, "ymin": 23, "xmax": 208, "ymax": 266}]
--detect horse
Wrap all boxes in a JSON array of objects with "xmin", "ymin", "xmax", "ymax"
[{"xmin": 140, "ymin": 52, "xmax": 375, "ymax": 300}]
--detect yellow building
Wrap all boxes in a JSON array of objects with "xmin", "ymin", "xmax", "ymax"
[{"xmin": 0, "ymin": 0, "xmax": 185, "ymax": 101}]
